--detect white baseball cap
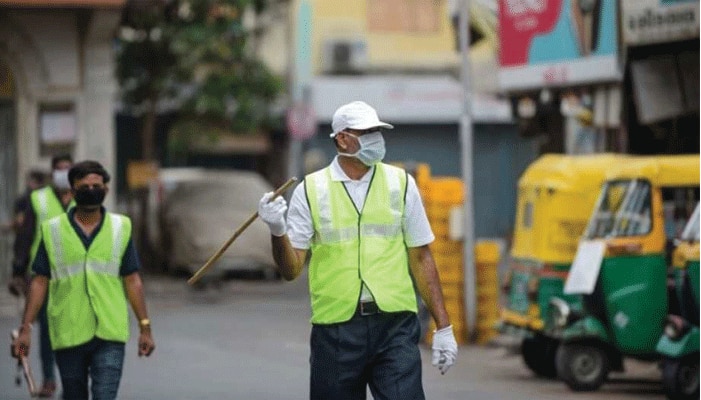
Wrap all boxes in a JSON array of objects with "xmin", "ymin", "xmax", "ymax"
[{"xmin": 329, "ymin": 101, "xmax": 394, "ymax": 138}]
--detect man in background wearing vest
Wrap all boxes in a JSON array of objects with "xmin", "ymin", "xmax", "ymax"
[
  {"xmin": 2, "ymin": 169, "xmax": 46, "ymax": 234},
  {"xmin": 12, "ymin": 160, "xmax": 156, "ymax": 400},
  {"xmin": 258, "ymin": 101, "xmax": 458, "ymax": 399},
  {"xmin": 8, "ymin": 154, "xmax": 73, "ymax": 398}
]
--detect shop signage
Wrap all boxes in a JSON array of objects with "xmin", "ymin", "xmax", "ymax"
[
  {"xmin": 621, "ymin": 0, "xmax": 699, "ymax": 45},
  {"xmin": 498, "ymin": 0, "xmax": 621, "ymax": 91}
]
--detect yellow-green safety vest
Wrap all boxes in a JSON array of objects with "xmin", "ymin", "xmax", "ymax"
[
  {"xmin": 28, "ymin": 187, "xmax": 74, "ymax": 268},
  {"xmin": 41, "ymin": 212, "xmax": 131, "ymax": 350},
  {"xmin": 305, "ymin": 163, "xmax": 417, "ymax": 324}
]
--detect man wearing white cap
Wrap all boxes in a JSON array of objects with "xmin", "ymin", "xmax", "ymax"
[{"xmin": 258, "ymin": 101, "xmax": 458, "ymax": 399}]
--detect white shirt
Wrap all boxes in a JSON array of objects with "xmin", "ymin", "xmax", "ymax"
[{"xmin": 287, "ymin": 157, "xmax": 434, "ymax": 300}]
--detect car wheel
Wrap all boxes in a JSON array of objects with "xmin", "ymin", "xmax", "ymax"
[
  {"xmin": 521, "ymin": 335, "xmax": 558, "ymax": 378},
  {"xmin": 556, "ymin": 342, "xmax": 608, "ymax": 391},
  {"xmin": 662, "ymin": 355, "xmax": 699, "ymax": 400}
]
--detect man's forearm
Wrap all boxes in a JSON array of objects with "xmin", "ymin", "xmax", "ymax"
[
  {"xmin": 124, "ymin": 273, "xmax": 149, "ymax": 322},
  {"xmin": 409, "ymin": 246, "xmax": 451, "ymax": 329},
  {"xmin": 271, "ymin": 235, "xmax": 305, "ymax": 281},
  {"xmin": 22, "ymin": 276, "xmax": 48, "ymax": 326}
]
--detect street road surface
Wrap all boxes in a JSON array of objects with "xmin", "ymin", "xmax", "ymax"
[{"xmin": 0, "ymin": 272, "xmax": 664, "ymax": 400}]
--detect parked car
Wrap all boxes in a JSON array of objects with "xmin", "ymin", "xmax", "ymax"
[
  {"xmin": 145, "ymin": 167, "xmax": 210, "ymax": 260},
  {"xmin": 153, "ymin": 169, "xmax": 279, "ymax": 281}
]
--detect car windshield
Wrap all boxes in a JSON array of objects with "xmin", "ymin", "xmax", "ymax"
[
  {"xmin": 585, "ymin": 180, "xmax": 652, "ymax": 239},
  {"xmin": 680, "ymin": 203, "xmax": 700, "ymax": 242}
]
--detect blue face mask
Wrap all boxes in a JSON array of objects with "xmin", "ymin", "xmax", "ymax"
[{"xmin": 339, "ymin": 132, "xmax": 386, "ymax": 166}]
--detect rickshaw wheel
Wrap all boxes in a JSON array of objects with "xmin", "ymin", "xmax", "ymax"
[
  {"xmin": 662, "ymin": 355, "xmax": 700, "ymax": 400},
  {"xmin": 521, "ymin": 335, "xmax": 558, "ymax": 378},
  {"xmin": 555, "ymin": 342, "xmax": 608, "ymax": 391}
]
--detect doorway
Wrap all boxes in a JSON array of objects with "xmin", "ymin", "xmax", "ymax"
[{"xmin": 0, "ymin": 61, "xmax": 17, "ymax": 284}]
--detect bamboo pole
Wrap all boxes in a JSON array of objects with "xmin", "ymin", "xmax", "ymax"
[{"xmin": 187, "ymin": 177, "xmax": 298, "ymax": 285}]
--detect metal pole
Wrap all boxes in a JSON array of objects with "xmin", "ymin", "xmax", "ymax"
[
  {"xmin": 458, "ymin": 0, "xmax": 477, "ymax": 343},
  {"xmin": 287, "ymin": 0, "xmax": 312, "ymax": 180}
]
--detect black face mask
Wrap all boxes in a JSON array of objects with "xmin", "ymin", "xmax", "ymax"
[{"xmin": 74, "ymin": 187, "xmax": 106, "ymax": 207}]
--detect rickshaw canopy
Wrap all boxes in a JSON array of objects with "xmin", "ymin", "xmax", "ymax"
[
  {"xmin": 603, "ymin": 155, "xmax": 700, "ymax": 187},
  {"xmin": 517, "ymin": 153, "xmax": 626, "ymax": 192},
  {"xmin": 511, "ymin": 153, "xmax": 628, "ymax": 264}
]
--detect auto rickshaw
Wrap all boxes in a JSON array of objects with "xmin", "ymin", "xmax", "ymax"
[
  {"xmin": 499, "ymin": 153, "xmax": 626, "ymax": 377},
  {"xmin": 551, "ymin": 155, "xmax": 700, "ymax": 391},
  {"xmin": 656, "ymin": 202, "xmax": 699, "ymax": 400}
]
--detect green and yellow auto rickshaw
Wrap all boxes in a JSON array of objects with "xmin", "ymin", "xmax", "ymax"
[
  {"xmin": 656, "ymin": 201, "xmax": 699, "ymax": 400},
  {"xmin": 552, "ymin": 155, "xmax": 700, "ymax": 391},
  {"xmin": 499, "ymin": 153, "xmax": 626, "ymax": 377}
]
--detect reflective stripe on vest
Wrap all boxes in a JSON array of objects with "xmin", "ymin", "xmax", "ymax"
[
  {"xmin": 28, "ymin": 187, "xmax": 70, "ymax": 267},
  {"xmin": 43, "ymin": 213, "xmax": 131, "ymax": 350},
  {"xmin": 305, "ymin": 163, "xmax": 417, "ymax": 324}
]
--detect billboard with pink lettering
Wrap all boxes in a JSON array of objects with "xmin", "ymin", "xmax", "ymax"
[{"xmin": 498, "ymin": 0, "xmax": 621, "ymax": 91}]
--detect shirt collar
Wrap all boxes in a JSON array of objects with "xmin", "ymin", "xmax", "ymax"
[
  {"xmin": 68, "ymin": 206, "xmax": 107, "ymax": 243},
  {"xmin": 330, "ymin": 156, "xmax": 374, "ymax": 182}
]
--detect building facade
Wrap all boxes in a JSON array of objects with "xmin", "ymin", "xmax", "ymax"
[
  {"xmin": 0, "ymin": 0, "xmax": 124, "ymax": 196},
  {"xmin": 290, "ymin": 0, "xmax": 538, "ymax": 239},
  {"xmin": 0, "ymin": 0, "xmax": 124, "ymax": 280},
  {"xmin": 620, "ymin": 0, "xmax": 699, "ymax": 155},
  {"xmin": 497, "ymin": 0, "xmax": 699, "ymax": 156}
]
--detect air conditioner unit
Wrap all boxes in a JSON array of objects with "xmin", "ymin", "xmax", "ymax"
[{"xmin": 323, "ymin": 39, "xmax": 368, "ymax": 74}]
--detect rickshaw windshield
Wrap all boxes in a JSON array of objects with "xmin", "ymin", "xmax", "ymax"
[
  {"xmin": 680, "ymin": 202, "xmax": 700, "ymax": 242},
  {"xmin": 585, "ymin": 180, "xmax": 652, "ymax": 239}
]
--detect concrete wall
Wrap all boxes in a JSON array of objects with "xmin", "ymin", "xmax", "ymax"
[
  {"xmin": 309, "ymin": 0, "xmax": 459, "ymax": 73},
  {"xmin": 0, "ymin": 8, "xmax": 122, "ymax": 207}
]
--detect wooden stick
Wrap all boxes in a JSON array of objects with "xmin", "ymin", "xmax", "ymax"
[
  {"xmin": 11, "ymin": 329, "xmax": 36, "ymax": 397},
  {"xmin": 20, "ymin": 357, "xmax": 36, "ymax": 397},
  {"xmin": 187, "ymin": 177, "xmax": 298, "ymax": 285}
]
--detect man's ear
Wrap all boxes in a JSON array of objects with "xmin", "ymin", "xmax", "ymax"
[{"xmin": 336, "ymin": 133, "xmax": 352, "ymax": 151}]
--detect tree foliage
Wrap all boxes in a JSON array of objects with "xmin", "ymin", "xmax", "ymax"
[{"xmin": 116, "ymin": 0, "xmax": 284, "ymax": 159}]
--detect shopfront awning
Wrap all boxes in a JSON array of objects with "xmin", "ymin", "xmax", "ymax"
[{"xmin": 311, "ymin": 75, "xmax": 513, "ymax": 124}]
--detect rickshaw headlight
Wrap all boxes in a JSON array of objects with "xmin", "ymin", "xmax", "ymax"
[
  {"xmin": 664, "ymin": 315, "xmax": 690, "ymax": 341},
  {"xmin": 549, "ymin": 297, "xmax": 570, "ymax": 329},
  {"xmin": 664, "ymin": 324, "xmax": 679, "ymax": 340}
]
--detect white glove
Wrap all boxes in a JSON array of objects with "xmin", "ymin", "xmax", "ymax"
[
  {"xmin": 258, "ymin": 192, "xmax": 287, "ymax": 236},
  {"xmin": 432, "ymin": 325, "xmax": 458, "ymax": 375}
]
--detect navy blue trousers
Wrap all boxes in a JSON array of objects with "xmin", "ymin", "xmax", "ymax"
[
  {"xmin": 54, "ymin": 337, "xmax": 125, "ymax": 400},
  {"xmin": 310, "ymin": 310, "xmax": 425, "ymax": 400}
]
